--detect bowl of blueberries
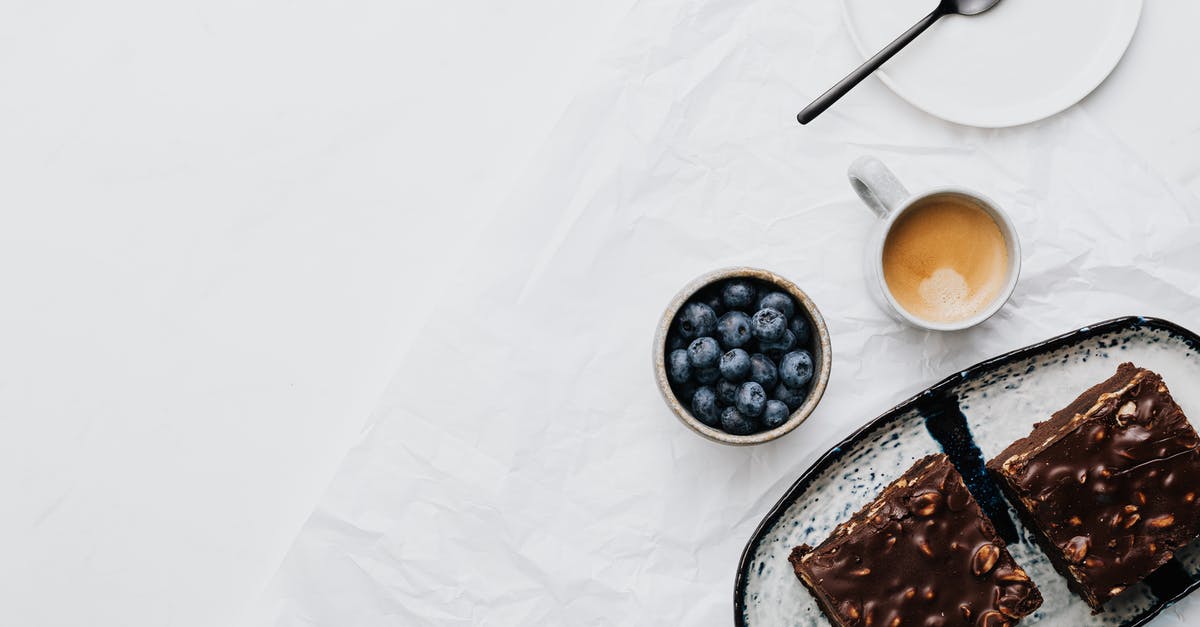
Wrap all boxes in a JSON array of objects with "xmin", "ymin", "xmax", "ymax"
[{"xmin": 653, "ymin": 267, "xmax": 831, "ymax": 445}]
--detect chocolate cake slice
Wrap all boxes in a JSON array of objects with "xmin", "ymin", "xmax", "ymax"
[
  {"xmin": 790, "ymin": 454, "xmax": 1042, "ymax": 627},
  {"xmin": 988, "ymin": 363, "xmax": 1200, "ymax": 611}
]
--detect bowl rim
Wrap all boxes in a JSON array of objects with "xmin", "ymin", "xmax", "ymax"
[{"xmin": 652, "ymin": 267, "xmax": 832, "ymax": 446}]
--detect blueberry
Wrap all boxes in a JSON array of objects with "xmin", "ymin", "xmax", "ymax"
[
  {"xmin": 759, "ymin": 329, "xmax": 796, "ymax": 361},
  {"xmin": 736, "ymin": 381, "xmax": 767, "ymax": 417},
  {"xmin": 668, "ymin": 349, "xmax": 691, "ymax": 384},
  {"xmin": 757, "ymin": 292, "xmax": 795, "ymax": 319},
  {"xmin": 687, "ymin": 337, "xmax": 721, "ymax": 369},
  {"xmin": 722, "ymin": 280, "xmax": 757, "ymax": 310},
  {"xmin": 779, "ymin": 350, "xmax": 814, "ymax": 388},
  {"xmin": 719, "ymin": 348, "xmax": 751, "ymax": 381},
  {"xmin": 694, "ymin": 367, "xmax": 721, "ymax": 384},
  {"xmin": 716, "ymin": 379, "xmax": 739, "ymax": 405},
  {"xmin": 789, "ymin": 315, "xmax": 812, "ymax": 346},
  {"xmin": 667, "ymin": 334, "xmax": 687, "ymax": 352},
  {"xmin": 691, "ymin": 387, "xmax": 721, "ymax": 427},
  {"xmin": 763, "ymin": 400, "xmax": 790, "ymax": 429},
  {"xmin": 773, "ymin": 382, "xmax": 809, "ymax": 411},
  {"xmin": 720, "ymin": 406, "xmax": 757, "ymax": 436},
  {"xmin": 748, "ymin": 353, "xmax": 778, "ymax": 389},
  {"xmin": 676, "ymin": 302, "xmax": 717, "ymax": 339},
  {"xmin": 716, "ymin": 311, "xmax": 753, "ymax": 348},
  {"xmin": 751, "ymin": 308, "xmax": 786, "ymax": 342}
]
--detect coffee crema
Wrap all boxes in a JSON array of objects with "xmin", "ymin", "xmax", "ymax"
[{"xmin": 882, "ymin": 198, "xmax": 1008, "ymax": 324}]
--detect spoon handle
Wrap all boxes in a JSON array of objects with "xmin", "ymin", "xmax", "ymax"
[{"xmin": 797, "ymin": 8, "xmax": 944, "ymax": 125}]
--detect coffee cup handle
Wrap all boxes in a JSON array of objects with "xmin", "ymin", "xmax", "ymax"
[{"xmin": 848, "ymin": 156, "xmax": 910, "ymax": 219}]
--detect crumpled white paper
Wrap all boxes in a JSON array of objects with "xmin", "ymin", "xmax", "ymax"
[{"xmin": 253, "ymin": 0, "xmax": 1200, "ymax": 624}]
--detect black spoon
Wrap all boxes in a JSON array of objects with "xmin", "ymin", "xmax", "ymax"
[{"xmin": 797, "ymin": 0, "xmax": 1002, "ymax": 125}]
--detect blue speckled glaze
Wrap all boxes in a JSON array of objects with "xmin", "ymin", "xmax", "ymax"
[{"xmin": 736, "ymin": 317, "xmax": 1200, "ymax": 627}]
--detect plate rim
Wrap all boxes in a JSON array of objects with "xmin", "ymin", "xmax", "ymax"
[
  {"xmin": 733, "ymin": 315, "xmax": 1200, "ymax": 626},
  {"xmin": 838, "ymin": 0, "xmax": 1144, "ymax": 128}
]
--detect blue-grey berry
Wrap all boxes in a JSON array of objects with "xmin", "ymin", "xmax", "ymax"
[
  {"xmin": 719, "ymin": 348, "xmax": 751, "ymax": 382},
  {"xmin": 687, "ymin": 337, "xmax": 721, "ymax": 369},
  {"xmin": 748, "ymin": 353, "xmax": 778, "ymax": 389},
  {"xmin": 668, "ymin": 349, "xmax": 691, "ymax": 384},
  {"xmin": 716, "ymin": 379, "xmax": 739, "ymax": 405},
  {"xmin": 751, "ymin": 308, "xmax": 786, "ymax": 342},
  {"xmin": 789, "ymin": 315, "xmax": 812, "ymax": 346},
  {"xmin": 676, "ymin": 302, "xmax": 717, "ymax": 339},
  {"xmin": 736, "ymin": 381, "xmax": 767, "ymax": 417},
  {"xmin": 763, "ymin": 400, "xmax": 790, "ymax": 429},
  {"xmin": 720, "ymin": 406, "xmax": 757, "ymax": 436},
  {"xmin": 722, "ymin": 280, "xmax": 757, "ymax": 310},
  {"xmin": 716, "ymin": 311, "xmax": 753, "ymax": 348},
  {"xmin": 691, "ymin": 387, "xmax": 721, "ymax": 427},
  {"xmin": 779, "ymin": 350, "xmax": 814, "ymax": 389},
  {"xmin": 757, "ymin": 292, "xmax": 795, "ymax": 319}
]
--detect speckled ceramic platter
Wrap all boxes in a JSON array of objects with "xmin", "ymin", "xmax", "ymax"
[{"xmin": 736, "ymin": 317, "xmax": 1200, "ymax": 626}]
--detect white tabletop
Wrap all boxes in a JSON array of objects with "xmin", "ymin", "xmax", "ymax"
[{"xmin": 4, "ymin": 1, "xmax": 1200, "ymax": 626}]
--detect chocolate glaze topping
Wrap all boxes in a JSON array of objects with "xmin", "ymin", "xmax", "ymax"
[
  {"xmin": 989, "ymin": 363, "xmax": 1200, "ymax": 610},
  {"xmin": 791, "ymin": 454, "xmax": 1042, "ymax": 627}
]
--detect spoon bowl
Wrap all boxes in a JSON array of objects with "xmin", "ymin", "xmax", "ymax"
[{"xmin": 946, "ymin": 0, "xmax": 1003, "ymax": 16}]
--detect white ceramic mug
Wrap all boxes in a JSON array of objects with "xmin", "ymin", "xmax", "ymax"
[{"xmin": 848, "ymin": 156, "xmax": 1022, "ymax": 331}]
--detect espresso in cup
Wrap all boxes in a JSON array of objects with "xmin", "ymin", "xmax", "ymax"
[
  {"xmin": 848, "ymin": 156, "xmax": 1021, "ymax": 331},
  {"xmin": 881, "ymin": 197, "xmax": 1009, "ymax": 324}
]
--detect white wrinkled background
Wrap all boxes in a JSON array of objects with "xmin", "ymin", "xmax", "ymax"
[{"xmin": 254, "ymin": 0, "xmax": 1200, "ymax": 625}]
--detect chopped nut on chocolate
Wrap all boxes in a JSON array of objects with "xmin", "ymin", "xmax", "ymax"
[
  {"xmin": 1147, "ymin": 514, "xmax": 1175, "ymax": 529},
  {"xmin": 839, "ymin": 600, "xmax": 860, "ymax": 621},
  {"xmin": 1064, "ymin": 536, "xmax": 1090, "ymax": 563},
  {"xmin": 995, "ymin": 567, "xmax": 1031, "ymax": 584},
  {"xmin": 972, "ymin": 543, "xmax": 1000, "ymax": 576},
  {"xmin": 910, "ymin": 491, "xmax": 943, "ymax": 517}
]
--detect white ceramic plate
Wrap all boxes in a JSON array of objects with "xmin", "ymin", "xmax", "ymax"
[{"xmin": 840, "ymin": 0, "xmax": 1143, "ymax": 128}]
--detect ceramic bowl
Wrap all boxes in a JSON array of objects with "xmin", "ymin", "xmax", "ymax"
[{"xmin": 653, "ymin": 267, "xmax": 832, "ymax": 446}]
